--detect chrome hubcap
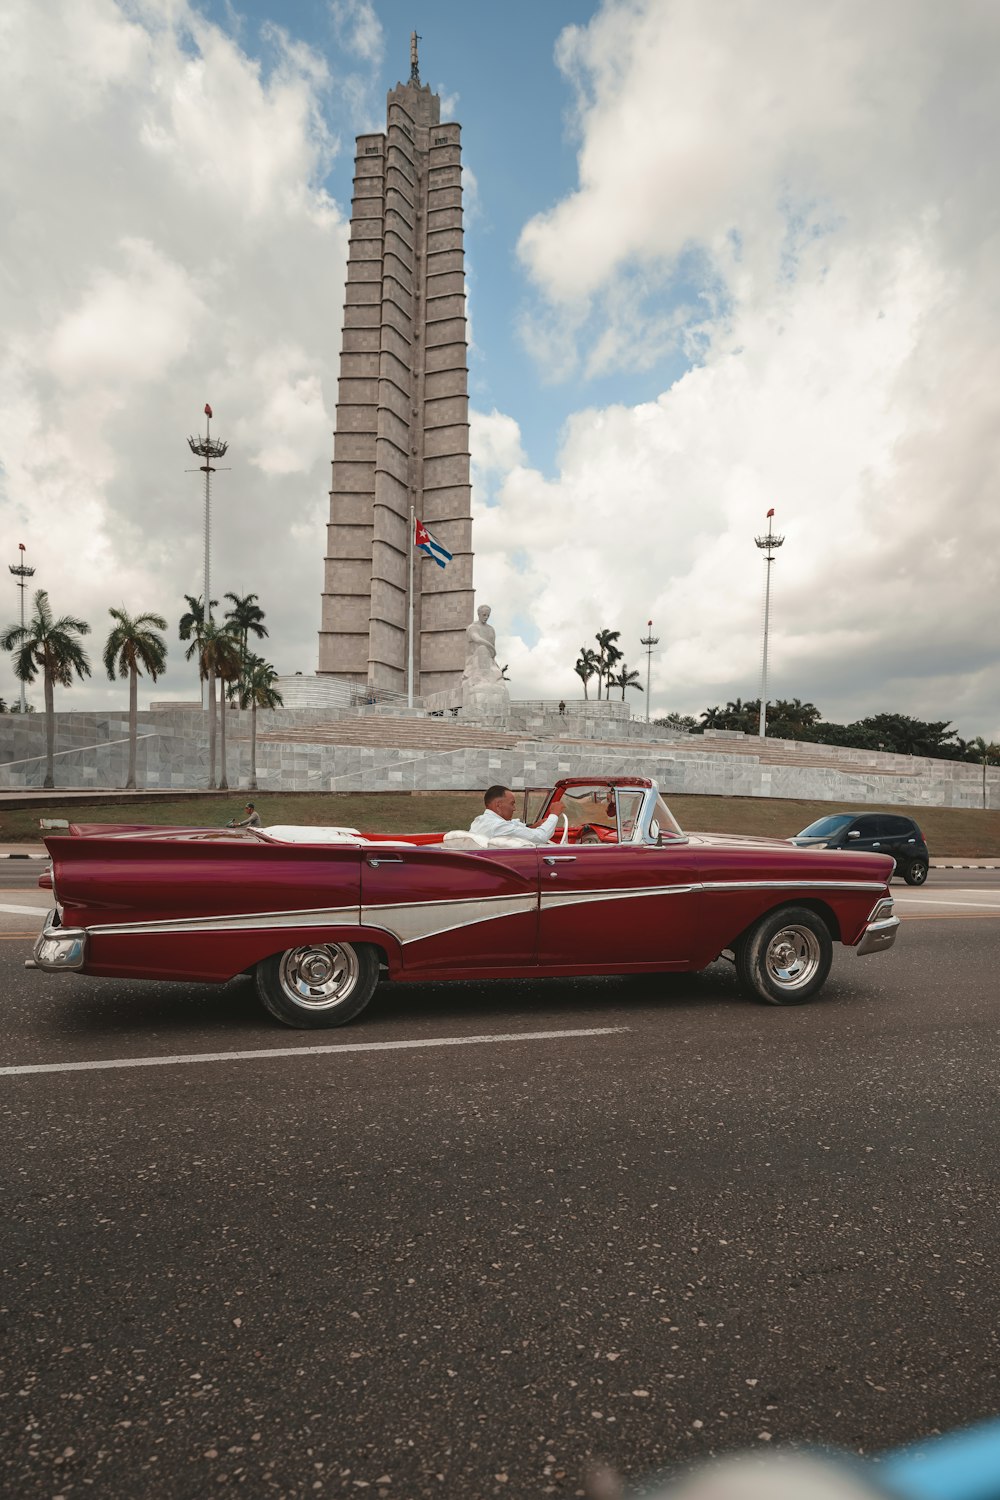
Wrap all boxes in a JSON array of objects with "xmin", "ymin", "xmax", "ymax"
[
  {"xmin": 278, "ymin": 944, "xmax": 358, "ymax": 1010},
  {"xmin": 765, "ymin": 924, "xmax": 821, "ymax": 990}
]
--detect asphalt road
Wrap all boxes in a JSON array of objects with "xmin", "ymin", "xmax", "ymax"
[{"xmin": 1, "ymin": 877, "xmax": 999, "ymax": 1498}]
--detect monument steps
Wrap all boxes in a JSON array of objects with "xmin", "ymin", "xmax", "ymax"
[
  {"xmin": 541, "ymin": 734, "xmax": 922, "ymax": 779},
  {"xmin": 248, "ymin": 716, "xmax": 921, "ymax": 778},
  {"xmin": 254, "ymin": 719, "xmax": 522, "ymax": 752}
]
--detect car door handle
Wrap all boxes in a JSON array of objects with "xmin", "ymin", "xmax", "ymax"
[
  {"xmin": 367, "ymin": 855, "xmax": 404, "ymax": 867},
  {"xmin": 543, "ymin": 855, "xmax": 577, "ymax": 864}
]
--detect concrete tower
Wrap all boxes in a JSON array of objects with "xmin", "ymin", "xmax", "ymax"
[{"xmin": 318, "ymin": 34, "xmax": 474, "ymax": 699}]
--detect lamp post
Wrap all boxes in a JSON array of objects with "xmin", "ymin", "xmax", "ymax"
[
  {"xmin": 640, "ymin": 619, "xmax": 659, "ymax": 725},
  {"xmin": 8, "ymin": 543, "xmax": 35, "ymax": 713},
  {"xmin": 187, "ymin": 404, "xmax": 229, "ymax": 710},
  {"xmin": 754, "ymin": 509, "xmax": 784, "ymax": 739},
  {"xmin": 187, "ymin": 403, "xmax": 229, "ymax": 624}
]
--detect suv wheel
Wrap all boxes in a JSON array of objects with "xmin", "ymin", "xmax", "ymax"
[{"xmin": 902, "ymin": 858, "xmax": 928, "ymax": 886}]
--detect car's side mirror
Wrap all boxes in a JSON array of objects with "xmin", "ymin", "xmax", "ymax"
[
  {"xmin": 649, "ymin": 819, "xmax": 660, "ymax": 842},
  {"xmin": 847, "ymin": 830, "xmax": 861, "ymax": 839}
]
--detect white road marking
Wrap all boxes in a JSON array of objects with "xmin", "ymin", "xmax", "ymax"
[
  {"xmin": 0, "ymin": 902, "xmax": 49, "ymax": 916},
  {"xmin": 0, "ymin": 1026, "xmax": 629, "ymax": 1079}
]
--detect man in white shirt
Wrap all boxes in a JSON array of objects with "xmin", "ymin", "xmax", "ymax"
[{"xmin": 469, "ymin": 785, "xmax": 559, "ymax": 845}]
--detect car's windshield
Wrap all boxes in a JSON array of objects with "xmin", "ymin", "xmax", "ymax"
[
  {"xmin": 797, "ymin": 814, "xmax": 854, "ymax": 838},
  {"xmin": 649, "ymin": 793, "xmax": 685, "ymax": 842},
  {"xmin": 529, "ymin": 784, "xmax": 688, "ymax": 843}
]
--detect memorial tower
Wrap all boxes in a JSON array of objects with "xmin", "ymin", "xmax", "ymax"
[{"xmin": 318, "ymin": 34, "xmax": 474, "ymax": 699}]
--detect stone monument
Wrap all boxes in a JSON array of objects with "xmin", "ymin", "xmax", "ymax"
[
  {"xmin": 461, "ymin": 604, "xmax": 510, "ymax": 716},
  {"xmin": 318, "ymin": 34, "xmax": 474, "ymax": 701}
]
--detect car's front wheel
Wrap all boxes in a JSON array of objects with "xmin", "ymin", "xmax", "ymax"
[
  {"xmin": 902, "ymin": 859, "xmax": 928, "ymax": 886},
  {"xmin": 735, "ymin": 906, "xmax": 833, "ymax": 1006},
  {"xmin": 255, "ymin": 941, "xmax": 380, "ymax": 1028}
]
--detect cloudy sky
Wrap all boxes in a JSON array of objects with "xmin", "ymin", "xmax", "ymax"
[{"xmin": 2, "ymin": 0, "xmax": 998, "ymax": 737}]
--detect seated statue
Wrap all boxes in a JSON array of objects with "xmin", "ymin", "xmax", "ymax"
[{"xmin": 462, "ymin": 604, "xmax": 510, "ymax": 716}]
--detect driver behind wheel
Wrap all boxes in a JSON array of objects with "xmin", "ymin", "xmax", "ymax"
[{"xmin": 469, "ymin": 785, "xmax": 560, "ymax": 845}]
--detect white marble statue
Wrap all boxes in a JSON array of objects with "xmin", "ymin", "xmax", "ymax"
[{"xmin": 462, "ymin": 604, "xmax": 510, "ymax": 716}]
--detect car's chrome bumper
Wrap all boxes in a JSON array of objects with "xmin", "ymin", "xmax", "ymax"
[
  {"xmin": 857, "ymin": 897, "xmax": 900, "ymax": 956},
  {"xmin": 25, "ymin": 914, "xmax": 87, "ymax": 972}
]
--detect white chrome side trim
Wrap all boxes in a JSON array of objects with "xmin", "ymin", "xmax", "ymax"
[
  {"xmin": 89, "ymin": 905, "xmax": 360, "ymax": 938},
  {"xmin": 361, "ymin": 894, "xmax": 538, "ymax": 946},
  {"xmin": 702, "ymin": 880, "xmax": 886, "ymax": 894},
  {"xmin": 540, "ymin": 885, "xmax": 693, "ymax": 909},
  {"xmin": 79, "ymin": 878, "xmax": 887, "ymax": 946}
]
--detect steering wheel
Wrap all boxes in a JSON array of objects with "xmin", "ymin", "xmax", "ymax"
[{"xmin": 557, "ymin": 811, "xmax": 569, "ymax": 845}]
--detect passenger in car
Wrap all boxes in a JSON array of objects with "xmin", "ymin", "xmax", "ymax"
[{"xmin": 469, "ymin": 785, "xmax": 560, "ymax": 845}]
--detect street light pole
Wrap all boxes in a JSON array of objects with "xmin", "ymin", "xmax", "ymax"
[
  {"xmin": 754, "ymin": 509, "xmax": 785, "ymax": 739},
  {"xmin": 187, "ymin": 404, "xmax": 230, "ymax": 711},
  {"xmin": 187, "ymin": 403, "xmax": 229, "ymax": 624},
  {"xmin": 640, "ymin": 620, "xmax": 659, "ymax": 725},
  {"xmin": 8, "ymin": 543, "xmax": 35, "ymax": 713}
]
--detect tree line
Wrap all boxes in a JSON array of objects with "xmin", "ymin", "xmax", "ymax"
[
  {"xmin": 655, "ymin": 697, "xmax": 1000, "ymax": 766},
  {"xmin": 1, "ymin": 589, "xmax": 282, "ymax": 791}
]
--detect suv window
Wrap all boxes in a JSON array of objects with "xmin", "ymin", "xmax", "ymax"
[
  {"xmin": 882, "ymin": 816, "xmax": 916, "ymax": 836},
  {"xmin": 852, "ymin": 816, "xmax": 882, "ymax": 837}
]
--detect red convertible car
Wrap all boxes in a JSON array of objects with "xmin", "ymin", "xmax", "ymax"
[{"xmin": 27, "ymin": 777, "xmax": 899, "ymax": 1028}]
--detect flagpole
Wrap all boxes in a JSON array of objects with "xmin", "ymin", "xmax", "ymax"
[{"xmin": 407, "ymin": 505, "xmax": 415, "ymax": 708}]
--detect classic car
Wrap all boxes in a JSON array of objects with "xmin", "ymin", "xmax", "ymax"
[{"xmin": 27, "ymin": 776, "xmax": 899, "ymax": 1028}]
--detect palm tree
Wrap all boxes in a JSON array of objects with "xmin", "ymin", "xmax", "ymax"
[
  {"xmin": 103, "ymin": 608, "xmax": 168, "ymax": 789},
  {"xmin": 179, "ymin": 593, "xmax": 217, "ymax": 647},
  {"xmin": 235, "ymin": 655, "xmax": 284, "ymax": 791},
  {"xmin": 1, "ymin": 589, "xmax": 91, "ymax": 789},
  {"xmin": 223, "ymin": 591, "xmax": 268, "ymax": 669},
  {"xmin": 180, "ymin": 594, "xmax": 218, "ymax": 785},
  {"xmin": 700, "ymin": 705, "xmax": 725, "ymax": 729},
  {"xmin": 574, "ymin": 646, "xmax": 599, "ymax": 699},
  {"xmin": 198, "ymin": 621, "xmax": 242, "ymax": 790},
  {"xmin": 609, "ymin": 663, "xmax": 643, "ymax": 701},
  {"xmin": 594, "ymin": 628, "xmax": 622, "ymax": 699}
]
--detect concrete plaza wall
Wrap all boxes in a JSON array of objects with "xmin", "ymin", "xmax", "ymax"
[{"xmin": 0, "ymin": 707, "xmax": 996, "ymax": 810}]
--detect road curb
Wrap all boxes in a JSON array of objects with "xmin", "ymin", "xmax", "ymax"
[{"xmin": 930, "ymin": 862, "xmax": 1000, "ymax": 871}]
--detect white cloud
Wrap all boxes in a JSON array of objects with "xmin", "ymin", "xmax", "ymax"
[
  {"xmin": 0, "ymin": 0, "xmax": 348, "ymax": 708},
  {"xmin": 48, "ymin": 239, "xmax": 204, "ymax": 386},
  {"xmin": 329, "ymin": 0, "xmax": 383, "ymax": 64},
  {"xmin": 491, "ymin": 0, "xmax": 1000, "ymax": 738}
]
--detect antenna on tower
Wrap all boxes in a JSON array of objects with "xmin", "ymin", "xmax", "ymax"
[{"xmin": 409, "ymin": 30, "xmax": 422, "ymax": 85}]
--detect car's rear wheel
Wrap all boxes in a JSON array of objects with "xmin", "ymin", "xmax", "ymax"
[
  {"xmin": 902, "ymin": 858, "xmax": 928, "ymax": 886},
  {"xmin": 255, "ymin": 941, "xmax": 379, "ymax": 1028},
  {"xmin": 735, "ymin": 906, "xmax": 833, "ymax": 1006}
]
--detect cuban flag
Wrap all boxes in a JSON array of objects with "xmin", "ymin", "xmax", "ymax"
[{"xmin": 414, "ymin": 516, "xmax": 452, "ymax": 569}]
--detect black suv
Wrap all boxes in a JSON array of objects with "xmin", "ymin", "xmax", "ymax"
[{"xmin": 792, "ymin": 812, "xmax": 929, "ymax": 884}]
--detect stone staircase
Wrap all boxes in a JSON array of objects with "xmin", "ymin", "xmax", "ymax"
[
  {"xmin": 255, "ymin": 718, "xmax": 523, "ymax": 752},
  {"xmin": 646, "ymin": 734, "xmax": 920, "ymax": 779},
  {"xmin": 251, "ymin": 715, "xmax": 922, "ymax": 779}
]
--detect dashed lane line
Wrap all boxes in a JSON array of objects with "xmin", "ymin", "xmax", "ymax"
[{"xmin": 0, "ymin": 1026, "xmax": 629, "ymax": 1079}]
